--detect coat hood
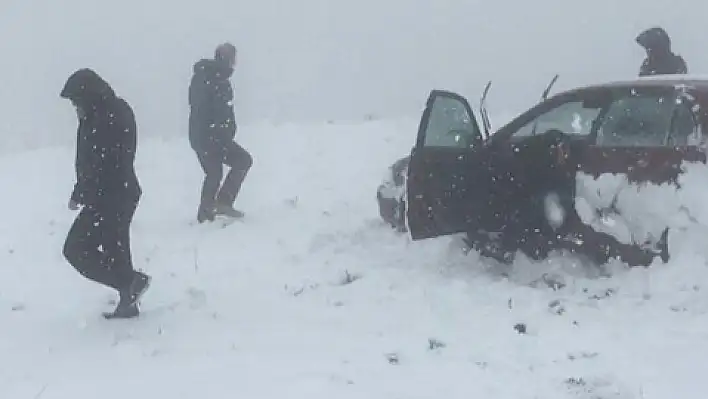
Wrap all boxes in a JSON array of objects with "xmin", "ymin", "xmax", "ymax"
[
  {"xmin": 60, "ymin": 68, "xmax": 116, "ymax": 104},
  {"xmin": 636, "ymin": 27, "xmax": 672, "ymax": 53}
]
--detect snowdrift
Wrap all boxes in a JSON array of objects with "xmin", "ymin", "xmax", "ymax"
[
  {"xmin": 1, "ymin": 118, "xmax": 707, "ymax": 398},
  {"xmin": 576, "ymin": 161, "xmax": 708, "ymax": 263},
  {"xmin": 488, "ymin": 159, "xmax": 708, "ymax": 288}
]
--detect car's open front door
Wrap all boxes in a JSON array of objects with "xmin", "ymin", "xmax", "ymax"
[{"xmin": 406, "ymin": 90, "xmax": 486, "ymax": 240}]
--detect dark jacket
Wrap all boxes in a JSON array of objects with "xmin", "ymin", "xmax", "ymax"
[
  {"xmin": 188, "ymin": 58, "xmax": 237, "ymax": 150},
  {"xmin": 60, "ymin": 69, "xmax": 141, "ymax": 209},
  {"xmin": 636, "ymin": 27, "xmax": 688, "ymax": 77}
]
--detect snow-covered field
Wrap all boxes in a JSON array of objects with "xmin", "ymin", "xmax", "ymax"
[{"xmin": 1, "ymin": 117, "xmax": 707, "ymax": 399}]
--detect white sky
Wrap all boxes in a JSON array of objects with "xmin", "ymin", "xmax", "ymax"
[{"xmin": 1, "ymin": 0, "xmax": 706, "ymax": 149}]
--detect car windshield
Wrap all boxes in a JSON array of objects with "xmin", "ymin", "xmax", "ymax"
[{"xmin": 510, "ymin": 100, "xmax": 603, "ymax": 139}]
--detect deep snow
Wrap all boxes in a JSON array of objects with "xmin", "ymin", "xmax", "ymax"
[{"xmin": 1, "ymin": 118, "xmax": 707, "ymax": 398}]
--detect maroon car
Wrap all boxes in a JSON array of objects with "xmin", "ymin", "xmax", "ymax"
[{"xmin": 378, "ymin": 76, "xmax": 708, "ymax": 260}]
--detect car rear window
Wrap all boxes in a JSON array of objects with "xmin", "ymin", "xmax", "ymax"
[{"xmin": 597, "ymin": 94, "xmax": 676, "ymax": 147}]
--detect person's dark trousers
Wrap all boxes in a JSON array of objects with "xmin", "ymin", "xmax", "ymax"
[
  {"xmin": 545, "ymin": 213, "xmax": 660, "ymax": 267},
  {"xmin": 196, "ymin": 140, "xmax": 253, "ymax": 214},
  {"xmin": 63, "ymin": 198, "xmax": 139, "ymax": 292},
  {"xmin": 554, "ymin": 223, "xmax": 657, "ymax": 267},
  {"xmin": 506, "ymin": 206, "xmax": 659, "ymax": 267}
]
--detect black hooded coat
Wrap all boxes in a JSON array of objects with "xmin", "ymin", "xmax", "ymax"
[
  {"xmin": 636, "ymin": 27, "xmax": 688, "ymax": 77},
  {"xmin": 60, "ymin": 68, "xmax": 141, "ymax": 209},
  {"xmin": 188, "ymin": 58, "xmax": 237, "ymax": 151}
]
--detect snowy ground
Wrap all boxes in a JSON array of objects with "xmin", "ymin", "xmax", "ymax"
[{"xmin": 1, "ymin": 118, "xmax": 707, "ymax": 399}]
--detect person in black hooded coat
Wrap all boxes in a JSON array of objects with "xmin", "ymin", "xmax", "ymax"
[
  {"xmin": 636, "ymin": 27, "xmax": 688, "ymax": 77},
  {"xmin": 60, "ymin": 68, "xmax": 151, "ymax": 319},
  {"xmin": 188, "ymin": 42, "xmax": 253, "ymax": 223}
]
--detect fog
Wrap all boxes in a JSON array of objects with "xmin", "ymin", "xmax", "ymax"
[{"xmin": 1, "ymin": 0, "xmax": 706, "ymax": 151}]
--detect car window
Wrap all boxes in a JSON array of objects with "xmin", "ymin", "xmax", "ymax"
[
  {"xmin": 423, "ymin": 95, "xmax": 480, "ymax": 148},
  {"xmin": 668, "ymin": 100, "xmax": 698, "ymax": 146},
  {"xmin": 596, "ymin": 93, "xmax": 676, "ymax": 147},
  {"xmin": 511, "ymin": 100, "xmax": 602, "ymax": 139}
]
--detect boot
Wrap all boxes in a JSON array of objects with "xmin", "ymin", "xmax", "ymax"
[
  {"xmin": 127, "ymin": 271, "xmax": 152, "ymax": 305},
  {"xmin": 103, "ymin": 271, "xmax": 152, "ymax": 319},
  {"xmin": 197, "ymin": 205, "xmax": 216, "ymax": 223},
  {"xmin": 215, "ymin": 203, "xmax": 244, "ymax": 218}
]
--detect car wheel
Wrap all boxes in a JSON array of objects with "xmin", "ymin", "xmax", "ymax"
[
  {"xmin": 377, "ymin": 189, "xmax": 406, "ymax": 232},
  {"xmin": 377, "ymin": 156, "xmax": 410, "ymax": 232},
  {"xmin": 393, "ymin": 198, "xmax": 407, "ymax": 232}
]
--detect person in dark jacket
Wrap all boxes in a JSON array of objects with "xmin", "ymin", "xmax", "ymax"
[
  {"xmin": 60, "ymin": 68, "xmax": 151, "ymax": 319},
  {"xmin": 189, "ymin": 42, "xmax": 253, "ymax": 223},
  {"xmin": 636, "ymin": 27, "xmax": 688, "ymax": 77},
  {"xmin": 501, "ymin": 130, "xmax": 668, "ymax": 267}
]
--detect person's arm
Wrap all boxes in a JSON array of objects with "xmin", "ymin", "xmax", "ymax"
[
  {"xmin": 677, "ymin": 55, "xmax": 688, "ymax": 74},
  {"xmin": 189, "ymin": 74, "xmax": 220, "ymax": 141},
  {"xmin": 70, "ymin": 121, "xmax": 102, "ymax": 206},
  {"xmin": 639, "ymin": 59, "xmax": 651, "ymax": 77},
  {"xmin": 102, "ymin": 100, "xmax": 137, "ymax": 192}
]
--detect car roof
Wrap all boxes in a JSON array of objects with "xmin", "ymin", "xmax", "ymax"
[
  {"xmin": 555, "ymin": 74, "xmax": 708, "ymax": 97},
  {"xmin": 488, "ymin": 75, "xmax": 708, "ymax": 140}
]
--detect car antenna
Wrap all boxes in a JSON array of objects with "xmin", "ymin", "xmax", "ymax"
[
  {"xmin": 530, "ymin": 74, "xmax": 560, "ymax": 137},
  {"xmin": 480, "ymin": 80, "xmax": 492, "ymax": 139},
  {"xmin": 541, "ymin": 74, "xmax": 559, "ymax": 101}
]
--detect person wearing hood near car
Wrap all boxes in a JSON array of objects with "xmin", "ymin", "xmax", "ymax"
[
  {"xmin": 188, "ymin": 42, "xmax": 253, "ymax": 223},
  {"xmin": 636, "ymin": 27, "xmax": 688, "ymax": 77},
  {"xmin": 60, "ymin": 68, "xmax": 151, "ymax": 319}
]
